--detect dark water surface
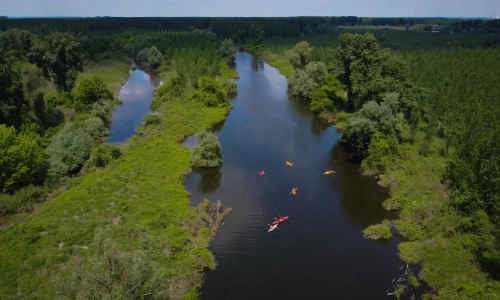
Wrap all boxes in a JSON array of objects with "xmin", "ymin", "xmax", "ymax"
[
  {"xmin": 184, "ymin": 51, "xmax": 406, "ymax": 299},
  {"xmin": 107, "ymin": 63, "xmax": 161, "ymax": 144}
]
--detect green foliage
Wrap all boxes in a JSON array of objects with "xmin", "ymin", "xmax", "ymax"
[
  {"xmin": 144, "ymin": 113, "xmax": 162, "ymax": 127},
  {"xmin": 191, "ymin": 129, "xmax": 223, "ymax": 168},
  {"xmin": 46, "ymin": 123, "xmax": 92, "ymax": 184},
  {"xmin": 362, "ymin": 219, "xmax": 392, "ymax": 240},
  {"xmin": 136, "ymin": 47, "xmax": 149, "ymax": 62},
  {"xmin": 285, "ymin": 41, "xmax": 312, "ymax": 69},
  {"xmin": 82, "ymin": 117, "xmax": 108, "ymax": 139},
  {"xmin": 28, "ymin": 32, "xmax": 84, "ymax": 92},
  {"xmin": 84, "ymin": 143, "xmax": 122, "ymax": 170},
  {"xmin": 310, "ymin": 88, "xmax": 333, "ymax": 114},
  {"xmin": 90, "ymin": 101, "xmax": 111, "ymax": 123},
  {"xmin": 249, "ymin": 23, "xmax": 265, "ymax": 45},
  {"xmin": 147, "ymin": 46, "xmax": 163, "ymax": 68},
  {"xmin": 288, "ymin": 61, "xmax": 327, "ymax": 98},
  {"xmin": 0, "ymin": 124, "xmax": 45, "ymax": 193},
  {"xmin": 361, "ymin": 132, "xmax": 399, "ymax": 175},
  {"xmin": 74, "ymin": 75, "xmax": 113, "ymax": 111},
  {"xmin": 191, "ymin": 76, "xmax": 230, "ymax": 108},
  {"xmin": 0, "ymin": 184, "xmax": 45, "ymax": 214},
  {"xmin": 55, "ymin": 227, "xmax": 168, "ymax": 300},
  {"xmin": 221, "ymin": 38, "xmax": 236, "ymax": 62}
]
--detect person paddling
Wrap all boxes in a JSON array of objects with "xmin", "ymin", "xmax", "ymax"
[
  {"xmin": 259, "ymin": 170, "xmax": 266, "ymax": 177},
  {"xmin": 290, "ymin": 187, "xmax": 297, "ymax": 195}
]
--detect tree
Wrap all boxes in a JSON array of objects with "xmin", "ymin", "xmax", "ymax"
[
  {"xmin": 191, "ymin": 129, "xmax": 223, "ymax": 168},
  {"xmin": 249, "ymin": 23, "xmax": 265, "ymax": 45},
  {"xmin": 311, "ymin": 88, "xmax": 333, "ymax": 114},
  {"xmin": 341, "ymin": 116, "xmax": 377, "ymax": 148},
  {"xmin": 361, "ymin": 132, "xmax": 399, "ymax": 175},
  {"xmin": 0, "ymin": 125, "xmax": 44, "ymax": 193},
  {"xmin": 286, "ymin": 41, "xmax": 313, "ymax": 69},
  {"xmin": 288, "ymin": 61, "xmax": 327, "ymax": 98},
  {"xmin": 82, "ymin": 117, "xmax": 107, "ymax": 139},
  {"xmin": 221, "ymin": 38, "xmax": 236, "ymax": 62},
  {"xmin": 147, "ymin": 46, "xmax": 163, "ymax": 69},
  {"xmin": 28, "ymin": 32, "xmax": 84, "ymax": 92},
  {"xmin": 84, "ymin": 143, "xmax": 122, "ymax": 170},
  {"xmin": 136, "ymin": 47, "xmax": 149, "ymax": 62},
  {"xmin": 74, "ymin": 75, "xmax": 112, "ymax": 111},
  {"xmin": 191, "ymin": 77, "xmax": 229, "ymax": 108},
  {"xmin": 46, "ymin": 123, "xmax": 92, "ymax": 182}
]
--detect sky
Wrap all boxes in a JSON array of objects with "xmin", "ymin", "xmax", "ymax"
[{"xmin": 1, "ymin": 0, "xmax": 499, "ymax": 18}]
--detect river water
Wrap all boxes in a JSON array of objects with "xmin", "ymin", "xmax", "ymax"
[
  {"xmin": 184, "ymin": 51, "xmax": 406, "ymax": 299},
  {"xmin": 107, "ymin": 63, "xmax": 161, "ymax": 144}
]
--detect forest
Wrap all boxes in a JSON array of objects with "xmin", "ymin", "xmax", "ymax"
[{"xmin": 0, "ymin": 16, "xmax": 499, "ymax": 299}]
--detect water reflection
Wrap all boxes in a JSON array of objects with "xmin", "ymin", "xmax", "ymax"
[
  {"xmin": 329, "ymin": 142, "xmax": 396, "ymax": 228},
  {"xmin": 251, "ymin": 56, "xmax": 265, "ymax": 72},
  {"xmin": 193, "ymin": 166, "xmax": 222, "ymax": 195},
  {"xmin": 107, "ymin": 62, "xmax": 161, "ymax": 144}
]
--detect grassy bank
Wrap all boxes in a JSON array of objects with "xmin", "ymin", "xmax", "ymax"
[{"xmin": 0, "ymin": 57, "xmax": 235, "ymax": 298}]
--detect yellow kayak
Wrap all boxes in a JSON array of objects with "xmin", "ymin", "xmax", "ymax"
[
  {"xmin": 324, "ymin": 170, "xmax": 335, "ymax": 175},
  {"xmin": 286, "ymin": 161, "xmax": 293, "ymax": 167}
]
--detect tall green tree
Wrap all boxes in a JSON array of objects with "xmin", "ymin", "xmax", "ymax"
[
  {"xmin": 286, "ymin": 41, "xmax": 313, "ymax": 69},
  {"xmin": 221, "ymin": 38, "xmax": 236, "ymax": 62},
  {"xmin": 0, "ymin": 125, "xmax": 44, "ymax": 193},
  {"xmin": 191, "ymin": 129, "xmax": 223, "ymax": 168},
  {"xmin": 28, "ymin": 32, "xmax": 83, "ymax": 92},
  {"xmin": 147, "ymin": 46, "xmax": 163, "ymax": 69}
]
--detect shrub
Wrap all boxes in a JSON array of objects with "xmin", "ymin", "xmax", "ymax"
[
  {"xmin": 191, "ymin": 129, "xmax": 223, "ymax": 168},
  {"xmin": 147, "ymin": 46, "xmax": 163, "ymax": 68},
  {"xmin": 90, "ymin": 101, "xmax": 110, "ymax": 122},
  {"xmin": 361, "ymin": 132, "xmax": 399, "ymax": 175},
  {"xmin": 311, "ymin": 88, "xmax": 333, "ymax": 114},
  {"xmin": 191, "ymin": 77, "xmax": 229, "ymax": 108},
  {"xmin": 362, "ymin": 219, "xmax": 393, "ymax": 240},
  {"xmin": 0, "ymin": 125, "xmax": 45, "ymax": 193},
  {"xmin": 143, "ymin": 113, "xmax": 161, "ymax": 127},
  {"xmin": 83, "ymin": 117, "xmax": 108, "ymax": 139},
  {"xmin": 74, "ymin": 75, "xmax": 112, "ymax": 111},
  {"xmin": 84, "ymin": 143, "xmax": 122, "ymax": 170},
  {"xmin": 46, "ymin": 123, "xmax": 92, "ymax": 183},
  {"xmin": 0, "ymin": 184, "xmax": 46, "ymax": 214}
]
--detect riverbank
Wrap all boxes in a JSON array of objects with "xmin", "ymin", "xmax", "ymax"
[
  {"xmin": 0, "ymin": 54, "xmax": 236, "ymax": 298},
  {"xmin": 254, "ymin": 44, "xmax": 500, "ymax": 298}
]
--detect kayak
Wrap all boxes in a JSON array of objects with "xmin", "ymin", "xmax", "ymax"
[
  {"xmin": 286, "ymin": 161, "xmax": 293, "ymax": 167},
  {"xmin": 271, "ymin": 216, "xmax": 290, "ymax": 225},
  {"xmin": 268, "ymin": 224, "xmax": 278, "ymax": 232},
  {"xmin": 324, "ymin": 170, "xmax": 335, "ymax": 175},
  {"xmin": 259, "ymin": 171, "xmax": 266, "ymax": 177}
]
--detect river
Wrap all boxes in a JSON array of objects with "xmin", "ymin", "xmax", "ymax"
[
  {"xmin": 184, "ymin": 51, "xmax": 406, "ymax": 299},
  {"xmin": 107, "ymin": 62, "xmax": 161, "ymax": 144}
]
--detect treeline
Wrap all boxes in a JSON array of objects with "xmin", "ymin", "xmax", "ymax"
[{"xmin": 4, "ymin": 16, "xmax": 495, "ymax": 40}]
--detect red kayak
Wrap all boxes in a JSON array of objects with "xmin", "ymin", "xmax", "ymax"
[
  {"xmin": 271, "ymin": 216, "xmax": 290, "ymax": 225},
  {"xmin": 259, "ymin": 170, "xmax": 266, "ymax": 177}
]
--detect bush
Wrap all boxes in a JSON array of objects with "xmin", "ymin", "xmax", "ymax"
[
  {"xmin": 143, "ymin": 113, "xmax": 161, "ymax": 127},
  {"xmin": 361, "ymin": 132, "xmax": 399, "ymax": 175},
  {"xmin": 362, "ymin": 219, "xmax": 392, "ymax": 240},
  {"xmin": 84, "ymin": 143, "xmax": 122, "ymax": 170},
  {"xmin": 74, "ymin": 75, "xmax": 112, "ymax": 111},
  {"xmin": 83, "ymin": 117, "xmax": 108, "ymax": 139},
  {"xmin": 46, "ymin": 123, "xmax": 92, "ymax": 184},
  {"xmin": 136, "ymin": 47, "xmax": 149, "ymax": 62},
  {"xmin": 0, "ymin": 125, "xmax": 45, "ymax": 193},
  {"xmin": 0, "ymin": 185, "xmax": 46, "ymax": 214},
  {"xmin": 90, "ymin": 101, "xmax": 110, "ymax": 122},
  {"xmin": 191, "ymin": 129, "xmax": 223, "ymax": 168},
  {"xmin": 147, "ymin": 46, "xmax": 163, "ymax": 68},
  {"xmin": 311, "ymin": 88, "xmax": 333, "ymax": 114},
  {"xmin": 191, "ymin": 77, "xmax": 229, "ymax": 108}
]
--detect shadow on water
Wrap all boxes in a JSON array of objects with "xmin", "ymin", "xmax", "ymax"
[{"xmin": 192, "ymin": 166, "xmax": 223, "ymax": 195}]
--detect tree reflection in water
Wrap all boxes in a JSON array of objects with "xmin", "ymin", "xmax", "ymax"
[{"xmin": 193, "ymin": 166, "xmax": 222, "ymax": 195}]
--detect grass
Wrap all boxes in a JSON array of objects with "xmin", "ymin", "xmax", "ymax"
[
  {"xmin": 0, "ymin": 56, "xmax": 233, "ymax": 298},
  {"xmin": 77, "ymin": 52, "xmax": 131, "ymax": 98},
  {"xmin": 220, "ymin": 60, "xmax": 240, "ymax": 79}
]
